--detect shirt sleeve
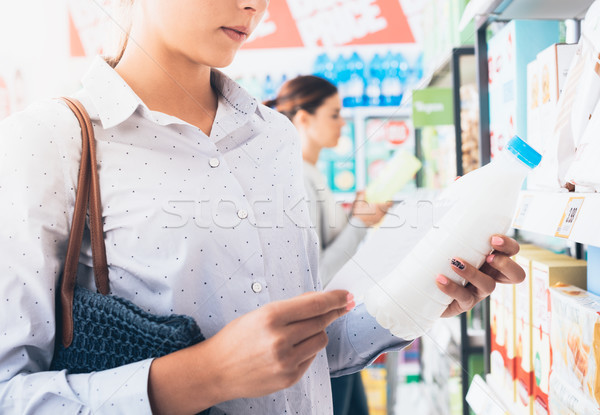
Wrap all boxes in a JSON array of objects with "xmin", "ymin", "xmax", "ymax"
[
  {"xmin": 0, "ymin": 101, "xmax": 153, "ymax": 414},
  {"xmin": 325, "ymin": 303, "xmax": 411, "ymax": 377}
]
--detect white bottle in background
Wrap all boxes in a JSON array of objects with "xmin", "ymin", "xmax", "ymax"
[{"xmin": 364, "ymin": 136, "xmax": 541, "ymax": 340}]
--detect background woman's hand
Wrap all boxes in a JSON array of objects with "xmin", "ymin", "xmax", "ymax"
[
  {"xmin": 435, "ymin": 235, "xmax": 525, "ymax": 318},
  {"xmin": 351, "ymin": 191, "xmax": 392, "ymax": 226},
  {"xmin": 149, "ymin": 290, "xmax": 354, "ymax": 414}
]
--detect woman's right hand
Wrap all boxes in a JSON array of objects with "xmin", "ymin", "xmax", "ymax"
[
  {"xmin": 351, "ymin": 191, "xmax": 392, "ymax": 226},
  {"xmin": 148, "ymin": 290, "xmax": 354, "ymax": 415}
]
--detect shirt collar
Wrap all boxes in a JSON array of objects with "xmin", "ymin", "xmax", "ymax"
[
  {"xmin": 81, "ymin": 56, "xmax": 265, "ymax": 131},
  {"xmin": 81, "ymin": 56, "xmax": 142, "ymax": 129}
]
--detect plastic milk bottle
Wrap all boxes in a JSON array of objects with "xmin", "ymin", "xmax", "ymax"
[{"xmin": 364, "ymin": 136, "xmax": 541, "ymax": 340}]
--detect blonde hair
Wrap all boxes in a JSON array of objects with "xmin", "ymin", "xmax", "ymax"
[{"xmin": 104, "ymin": 0, "xmax": 135, "ymax": 68}]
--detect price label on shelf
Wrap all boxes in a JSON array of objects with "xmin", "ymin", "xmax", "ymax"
[
  {"xmin": 512, "ymin": 195, "xmax": 532, "ymax": 229},
  {"xmin": 555, "ymin": 197, "xmax": 585, "ymax": 238}
]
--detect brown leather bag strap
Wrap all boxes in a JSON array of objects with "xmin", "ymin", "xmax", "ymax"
[{"xmin": 58, "ymin": 97, "xmax": 109, "ymax": 347}]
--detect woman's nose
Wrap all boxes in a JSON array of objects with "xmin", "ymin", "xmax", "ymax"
[{"xmin": 238, "ymin": 0, "xmax": 269, "ymax": 14}]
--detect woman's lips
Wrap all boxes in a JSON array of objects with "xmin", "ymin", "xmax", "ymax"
[{"xmin": 221, "ymin": 27, "xmax": 248, "ymax": 43}]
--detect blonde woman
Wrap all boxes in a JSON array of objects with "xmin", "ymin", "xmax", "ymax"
[{"xmin": 0, "ymin": 1, "xmax": 524, "ymax": 414}]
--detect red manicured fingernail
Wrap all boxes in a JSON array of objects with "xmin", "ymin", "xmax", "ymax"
[
  {"xmin": 487, "ymin": 254, "xmax": 495, "ymax": 264},
  {"xmin": 451, "ymin": 258, "xmax": 466, "ymax": 270},
  {"xmin": 491, "ymin": 236, "xmax": 503, "ymax": 246},
  {"xmin": 346, "ymin": 301, "xmax": 356, "ymax": 311},
  {"xmin": 436, "ymin": 275, "xmax": 449, "ymax": 285},
  {"xmin": 347, "ymin": 293, "xmax": 354, "ymax": 303}
]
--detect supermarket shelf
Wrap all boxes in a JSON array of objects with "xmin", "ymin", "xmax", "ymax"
[
  {"xmin": 333, "ymin": 192, "xmax": 355, "ymax": 203},
  {"xmin": 511, "ymin": 191, "xmax": 600, "ymax": 246},
  {"xmin": 468, "ymin": 328, "xmax": 486, "ymax": 348},
  {"xmin": 413, "ymin": 50, "xmax": 454, "ymax": 91},
  {"xmin": 340, "ymin": 106, "xmax": 411, "ymax": 120},
  {"xmin": 472, "ymin": 0, "xmax": 593, "ymax": 30},
  {"xmin": 466, "ymin": 374, "xmax": 517, "ymax": 415}
]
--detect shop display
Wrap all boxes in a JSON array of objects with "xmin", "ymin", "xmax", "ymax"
[
  {"xmin": 364, "ymin": 117, "xmax": 417, "ymax": 191},
  {"xmin": 531, "ymin": 257, "xmax": 588, "ymax": 414},
  {"xmin": 565, "ymin": 99, "xmax": 600, "ymax": 192},
  {"xmin": 420, "ymin": 126, "xmax": 457, "ymax": 189},
  {"xmin": 364, "ymin": 136, "xmax": 541, "ymax": 340},
  {"xmin": 313, "ymin": 51, "xmax": 416, "ymax": 108},
  {"xmin": 563, "ymin": 2, "xmax": 600, "ymax": 192},
  {"xmin": 490, "ymin": 282, "xmax": 516, "ymax": 405},
  {"xmin": 487, "ymin": 20, "xmax": 561, "ymax": 159},
  {"xmin": 460, "ymin": 84, "xmax": 480, "ymax": 174},
  {"xmin": 514, "ymin": 248, "xmax": 562, "ymax": 415},
  {"xmin": 527, "ymin": 43, "xmax": 578, "ymax": 190},
  {"xmin": 550, "ymin": 284, "xmax": 600, "ymax": 412},
  {"xmin": 549, "ymin": 372, "xmax": 600, "ymax": 415},
  {"xmin": 362, "ymin": 358, "xmax": 388, "ymax": 415},
  {"xmin": 364, "ymin": 150, "xmax": 421, "ymax": 203}
]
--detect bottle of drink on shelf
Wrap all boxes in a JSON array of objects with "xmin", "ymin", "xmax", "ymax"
[
  {"xmin": 334, "ymin": 54, "xmax": 349, "ymax": 98},
  {"xmin": 344, "ymin": 52, "xmax": 366, "ymax": 107},
  {"xmin": 262, "ymin": 75, "xmax": 276, "ymax": 102},
  {"xmin": 381, "ymin": 51, "xmax": 402, "ymax": 106},
  {"xmin": 364, "ymin": 136, "xmax": 542, "ymax": 340},
  {"xmin": 366, "ymin": 53, "xmax": 384, "ymax": 106}
]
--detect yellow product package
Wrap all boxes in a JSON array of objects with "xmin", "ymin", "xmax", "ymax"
[{"xmin": 550, "ymin": 284, "xmax": 600, "ymax": 408}]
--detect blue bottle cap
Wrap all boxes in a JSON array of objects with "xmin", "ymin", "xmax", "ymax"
[{"xmin": 505, "ymin": 136, "xmax": 542, "ymax": 168}]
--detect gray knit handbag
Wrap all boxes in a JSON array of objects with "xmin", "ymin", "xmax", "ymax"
[{"xmin": 50, "ymin": 97, "xmax": 208, "ymax": 413}]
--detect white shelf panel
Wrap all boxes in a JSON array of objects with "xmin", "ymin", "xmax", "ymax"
[
  {"xmin": 512, "ymin": 191, "xmax": 600, "ymax": 246},
  {"xmin": 341, "ymin": 106, "xmax": 411, "ymax": 120},
  {"xmin": 473, "ymin": 0, "xmax": 594, "ymax": 29}
]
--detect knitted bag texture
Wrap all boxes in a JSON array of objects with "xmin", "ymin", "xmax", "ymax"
[{"xmin": 51, "ymin": 286, "xmax": 205, "ymax": 374}]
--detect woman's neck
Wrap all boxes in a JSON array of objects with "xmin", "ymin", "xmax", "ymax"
[
  {"xmin": 115, "ymin": 44, "xmax": 218, "ymax": 136},
  {"xmin": 302, "ymin": 138, "xmax": 321, "ymax": 165}
]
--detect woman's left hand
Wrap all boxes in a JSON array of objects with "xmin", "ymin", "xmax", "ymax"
[{"xmin": 436, "ymin": 234, "xmax": 525, "ymax": 318}]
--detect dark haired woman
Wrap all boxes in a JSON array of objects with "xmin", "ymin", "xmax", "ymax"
[
  {"xmin": 266, "ymin": 76, "xmax": 391, "ymax": 288},
  {"xmin": 267, "ymin": 75, "xmax": 388, "ymax": 414}
]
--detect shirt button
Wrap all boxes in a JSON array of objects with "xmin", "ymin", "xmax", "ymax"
[
  {"xmin": 208, "ymin": 158, "xmax": 220, "ymax": 168},
  {"xmin": 251, "ymin": 282, "xmax": 263, "ymax": 293},
  {"xmin": 237, "ymin": 209, "xmax": 248, "ymax": 219}
]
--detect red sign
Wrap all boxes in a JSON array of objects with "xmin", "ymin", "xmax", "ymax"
[
  {"xmin": 387, "ymin": 121, "xmax": 411, "ymax": 145},
  {"xmin": 245, "ymin": 0, "xmax": 415, "ymax": 49}
]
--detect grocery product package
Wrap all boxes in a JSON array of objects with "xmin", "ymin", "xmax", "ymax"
[
  {"xmin": 531, "ymin": 257, "xmax": 587, "ymax": 414},
  {"xmin": 550, "ymin": 284, "xmax": 600, "ymax": 411},
  {"xmin": 564, "ymin": 5, "xmax": 600, "ymax": 193},
  {"xmin": 487, "ymin": 20, "xmax": 560, "ymax": 160},
  {"xmin": 565, "ymin": 99, "xmax": 600, "ymax": 192},
  {"xmin": 549, "ymin": 371, "xmax": 600, "ymax": 415},
  {"xmin": 530, "ymin": 1, "xmax": 600, "ymax": 190},
  {"xmin": 526, "ymin": 59, "xmax": 542, "ymax": 153},
  {"xmin": 490, "ymin": 282, "xmax": 516, "ymax": 405},
  {"xmin": 514, "ymin": 248, "xmax": 561, "ymax": 414}
]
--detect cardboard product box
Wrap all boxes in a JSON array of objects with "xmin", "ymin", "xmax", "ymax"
[
  {"xmin": 526, "ymin": 59, "xmax": 542, "ymax": 154},
  {"xmin": 514, "ymin": 248, "xmax": 561, "ymax": 415},
  {"xmin": 490, "ymin": 282, "xmax": 516, "ymax": 403},
  {"xmin": 528, "ymin": 43, "xmax": 578, "ymax": 190},
  {"xmin": 531, "ymin": 258, "xmax": 587, "ymax": 415},
  {"xmin": 550, "ymin": 284, "xmax": 600, "ymax": 411},
  {"xmin": 548, "ymin": 371, "xmax": 600, "ymax": 414},
  {"xmin": 490, "ymin": 284, "xmax": 511, "ymax": 400},
  {"xmin": 361, "ymin": 366, "xmax": 387, "ymax": 415},
  {"xmin": 537, "ymin": 44, "xmax": 578, "ymax": 138},
  {"xmin": 487, "ymin": 20, "xmax": 560, "ymax": 160}
]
